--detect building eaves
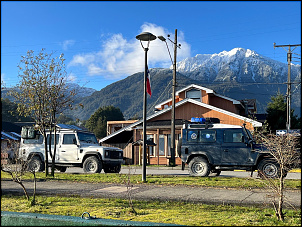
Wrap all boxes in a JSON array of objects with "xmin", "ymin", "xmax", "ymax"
[
  {"xmin": 175, "ymin": 84, "xmax": 214, "ymax": 95},
  {"xmin": 1, "ymin": 131, "xmax": 21, "ymax": 140}
]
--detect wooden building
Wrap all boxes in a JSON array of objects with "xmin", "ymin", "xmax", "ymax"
[{"xmin": 100, "ymin": 84, "xmax": 262, "ymax": 165}]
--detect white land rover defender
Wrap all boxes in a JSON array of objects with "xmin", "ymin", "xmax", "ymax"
[
  {"xmin": 178, "ymin": 118, "xmax": 285, "ymax": 178},
  {"xmin": 19, "ymin": 124, "xmax": 124, "ymax": 173}
]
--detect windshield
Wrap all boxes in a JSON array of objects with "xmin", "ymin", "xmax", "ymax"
[{"xmin": 77, "ymin": 132, "xmax": 98, "ymax": 144}]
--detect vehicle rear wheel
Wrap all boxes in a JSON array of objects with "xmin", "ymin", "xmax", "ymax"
[
  {"xmin": 188, "ymin": 157, "xmax": 211, "ymax": 177},
  {"xmin": 83, "ymin": 156, "xmax": 102, "ymax": 173},
  {"xmin": 56, "ymin": 166, "xmax": 67, "ymax": 172},
  {"xmin": 257, "ymin": 159, "xmax": 281, "ymax": 178},
  {"xmin": 27, "ymin": 156, "xmax": 45, "ymax": 172}
]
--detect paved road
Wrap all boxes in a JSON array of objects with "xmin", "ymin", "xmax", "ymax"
[
  {"xmin": 1, "ymin": 178, "xmax": 300, "ymax": 209},
  {"xmin": 2, "ymin": 166, "xmax": 301, "ymax": 209}
]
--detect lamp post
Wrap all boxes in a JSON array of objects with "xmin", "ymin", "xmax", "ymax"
[{"xmin": 136, "ymin": 32, "xmax": 156, "ymax": 182}]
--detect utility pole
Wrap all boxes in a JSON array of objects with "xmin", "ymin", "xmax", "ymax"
[
  {"xmin": 170, "ymin": 29, "xmax": 177, "ymax": 166},
  {"xmin": 273, "ymin": 43, "xmax": 301, "ymax": 132},
  {"xmin": 158, "ymin": 30, "xmax": 180, "ymax": 166}
]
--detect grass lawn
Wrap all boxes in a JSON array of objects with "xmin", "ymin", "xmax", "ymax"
[
  {"xmin": 1, "ymin": 170, "xmax": 301, "ymax": 226},
  {"xmin": 1, "ymin": 195, "xmax": 301, "ymax": 226}
]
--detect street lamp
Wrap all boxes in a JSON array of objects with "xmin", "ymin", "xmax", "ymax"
[
  {"xmin": 136, "ymin": 32, "xmax": 156, "ymax": 182},
  {"xmin": 158, "ymin": 30, "xmax": 180, "ymax": 167}
]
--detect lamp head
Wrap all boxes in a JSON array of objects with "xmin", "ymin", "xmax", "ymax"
[
  {"xmin": 136, "ymin": 32, "xmax": 157, "ymax": 41},
  {"xmin": 158, "ymin": 36, "xmax": 166, "ymax": 42}
]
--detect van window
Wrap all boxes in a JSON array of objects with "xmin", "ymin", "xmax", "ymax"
[
  {"xmin": 224, "ymin": 130, "xmax": 244, "ymax": 143},
  {"xmin": 63, "ymin": 134, "xmax": 76, "ymax": 145},
  {"xmin": 187, "ymin": 130, "xmax": 216, "ymax": 142},
  {"xmin": 23, "ymin": 134, "xmax": 43, "ymax": 144},
  {"xmin": 46, "ymin": 134, "xmax": 59, "ymax": 145}
]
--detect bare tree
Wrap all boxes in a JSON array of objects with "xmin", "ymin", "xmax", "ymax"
[
  {"xmin": 119, "ymin": 165, "xmax": 138, "ymax": 215},
  {"xmin": 254, "ymin": 131, "xmax": 300, "ymax": 221},
  {"xmin": 10, "ymin": 49, "xmax": 76, "ymax": 177},
  {"xmin": 1, "ymin": 140, "xmax": 37, "ymax": 205}
]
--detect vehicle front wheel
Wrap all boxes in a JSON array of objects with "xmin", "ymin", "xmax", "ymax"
[
  {"xmin": 211, "ymin": 170, "xmax": 221, "ymax": 176},
  {"xmin": 188, "ymin": 157, "xmax": 211, "ymax": 177},
  {"xmin": 83, "ymin": 156, "xmax": 102, "ymax": 173},
  {"xmin": 257, "ymin": 159, "xmax": 282, "ymax": 178},
  {"xmin": 27, "ymin": 156, "xmax": 45, "ymax": 172}
]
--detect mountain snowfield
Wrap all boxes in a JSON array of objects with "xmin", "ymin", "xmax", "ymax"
[
  {"xmin": 2, "ymin": 47, "xmax": 300, "ymax": 120},
  {"xmin": 174, "ymin": 47, "xmax": 300, "ymax": 84}
]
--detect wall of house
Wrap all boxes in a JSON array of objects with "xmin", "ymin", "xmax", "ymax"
[
  {"xmin": 201, "ymin": 90, "xmax": 209, "ymax": 104},
  {"xmin": 151, "ymin": 102, "xmax": 255, "ymax": 131},
  {"xmin": 208, "ymin": 95, "xmax": 239, "ymax": 114}
]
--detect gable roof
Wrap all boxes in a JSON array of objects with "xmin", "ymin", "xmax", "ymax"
[
  {"xmin": 155, "ymin": 84, "xmax": 241, "ymax": 109},
  {"xmin": 175, "ymin": 84, "xmax": 214, "ymax": 95},
  {"xmin": 100, "ymin": 98, "xmax": 262, "ymax": 143}
]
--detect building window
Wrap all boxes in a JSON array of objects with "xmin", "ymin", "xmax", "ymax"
[
  {"xmin": 186, "ymin": 88, "xmax": 201, "ymax": 102},
  {"xmin": 167, "ymin": 134, "xmax": 171, "ymax": 156},
  {"xmin": 147, "ymin": 134, "xmax": 154, "ymax": 156},
  {"xmin": 158, "ymin": 134, "xmax": 165, "ymax": 156}
]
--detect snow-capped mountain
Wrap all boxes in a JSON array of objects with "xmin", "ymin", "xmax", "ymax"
[{"xmin": 174, "ymin": 48, "xmax": 301, "ymax": 84}]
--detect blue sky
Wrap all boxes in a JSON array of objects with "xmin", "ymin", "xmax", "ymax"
[{"xmin": 1, "ymin": 1, "xmax": 301, "ymax": 91}]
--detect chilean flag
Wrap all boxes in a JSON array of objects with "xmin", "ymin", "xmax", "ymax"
[{"xmin": 146, "ymin": 66, "xmax": 152, "ymax": 97}]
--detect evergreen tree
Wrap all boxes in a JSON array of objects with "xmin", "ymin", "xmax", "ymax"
[
  {"xmin": 85, "ymin": 106, "xmax": 124, "ymax": 139},
  {"xmin": 266, "ymin": 91, "xmax": 301, "ymax": 132},
  {"xmin": 1, "ymin": 98, "xmax": 33, "ymax": 122}
]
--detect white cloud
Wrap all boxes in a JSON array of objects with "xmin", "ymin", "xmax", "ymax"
[
  {"xmin": 67, "ymin": 72, "xmax": 77, "ymax": 82},
  {"xmin": 67, "ymin": 23, "xmax": 191, "ymax": 81},
  {"xmin": 61, "ymin": 40, "xmax": 75, "ymax": 51}
]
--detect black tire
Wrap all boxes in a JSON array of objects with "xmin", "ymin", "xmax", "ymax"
[
  {"xmin": 211, "ymin": 170, "xmax": 221, "ymax": 176},
  {"xmin": 104, "ymin": 164, "xmax": 121, "ymax": 173},
  {"xmin": 28, "ymin": 156, "xmax": 45, "ymax": 172},
  {"xmin": 257, "ymin": 159, "xmax": 281, "ymax": 178},
  {"xmin": 188, "ymin": 156, "xmax": 211, "ymax": 177},
  {"xmin": 83, "ymin": 156, "xmax": 102, "ymax": 173},
  {"xmin": 56, "ymin": 166, "xmax": 67, "ymax": 172}
]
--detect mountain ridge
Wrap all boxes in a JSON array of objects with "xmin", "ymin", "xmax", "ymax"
[{"xmin": 2, "ymin": 48, "xmax": 301, "ymax": 121}]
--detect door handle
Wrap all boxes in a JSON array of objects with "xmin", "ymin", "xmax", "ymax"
[{"xmin": 224, "ymin": 149, "xmax": 229, "ymax": 152}]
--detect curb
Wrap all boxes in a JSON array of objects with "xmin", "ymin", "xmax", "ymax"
[
  {"xmin": 1, "ymin": 211, "xmax": 184, "ymax": 226},
  {"xmin": 130, "ymin": 166, "xmax": 301, "ymax": 173}
]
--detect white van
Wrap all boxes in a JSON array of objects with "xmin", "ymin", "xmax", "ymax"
[{"xmin": 19, "ymin": 124, "xmax": 124, "ymax": 173}]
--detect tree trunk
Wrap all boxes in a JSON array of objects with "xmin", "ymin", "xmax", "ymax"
[
  {"xmin": 51, "ymin": 124, "xmax": 57, "ymax": 177},
  {"xmin": 277, "ymin": 173, "xmax": 285, "ymax": 221},
  {"xmin": 43, "ymin": 129, "xmax": 49, "ymax": 177}
]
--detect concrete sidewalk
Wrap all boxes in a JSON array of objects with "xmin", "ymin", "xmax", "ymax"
[{"xmin": 1, "ymin": 179, "xmax": 301, "ymax": 209}]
